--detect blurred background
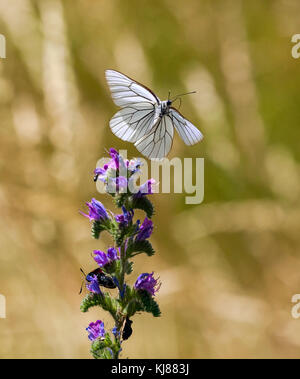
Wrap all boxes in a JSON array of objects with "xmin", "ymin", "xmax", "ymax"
[{"xmin": 1, "ymin": 0, "xmax": 300, "ymax": 358}]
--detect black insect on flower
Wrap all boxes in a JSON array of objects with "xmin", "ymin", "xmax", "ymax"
[
  {"xmin": 80, "ymin": 268, "xmax": 117, "ymax": 294},
  {"xmin": 94, "ymin": 269, "xmax": 117, "ymax": 289},
  {"xmin": 122, "ymin": 317, "xmax": 133, "ymax": 341}
]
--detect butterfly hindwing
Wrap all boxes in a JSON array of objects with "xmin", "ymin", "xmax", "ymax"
[
  {"xmin": 134, "ymin": 115, "xmax": 174, "ymax": 159},
  {"xmin": 109, "ymin": 102, "xmax": 158, "ymax": 143},
  {"xmin": 169, "ymin": 108, "xmax": 203, "ymax": 146}
]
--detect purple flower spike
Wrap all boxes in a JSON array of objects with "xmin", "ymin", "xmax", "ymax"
[
  {"xmin": 86, "ymin": 320, "xmax": 105, "ymax": 341},
  {"xmin": 86, "ymin": 275, "xmax": 102, "ymax": 294},
  {"xmin": 136, "ymin": 217, "xmax": 153, "ymax": 241},
  {"xmin": 81, "ymin": 198, "xmax": 108, "ymax": 222},
  {"xmin": 134, "ymin": 272, "xmax": 161, "ymax": 296},
  {"xmin": 107, "ymin": 247, "xmax": 119, "ymax": 262},
  {"xmin": 115, "ymin": 206, "xmax": 134, "ymax": 227},
  {"xmin": 93, "ymin": 250, "xmax": 109, "ymax": 267}
]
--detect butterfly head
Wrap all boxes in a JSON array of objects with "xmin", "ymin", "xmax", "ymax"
[{"xmin": 161, "ymin": 100, "xmax": 172, "ymax": 115}]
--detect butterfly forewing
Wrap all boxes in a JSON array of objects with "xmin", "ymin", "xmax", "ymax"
[
  {"xmin": 105, "ymin": 70, "xmax": 160, "ymax": 106},
  {"xmin": 106, "ymin": 70, "xmax": 160, "ymax": 143}
]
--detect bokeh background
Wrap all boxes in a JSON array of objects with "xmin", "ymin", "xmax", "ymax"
[{"xmin": 1, "ymin": 0, "xmax": 300, "ymax": 358}]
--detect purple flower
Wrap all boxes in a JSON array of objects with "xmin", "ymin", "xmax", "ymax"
[
  {"xmin": 112, "ymin": 326, "xmax": 120, "ymax": 338},
  {"xmin": 134, "ymin": 179, "xmax": 155, "ymax": 198},
  {"xmin": 94, "ymin": 150, "xmax": 144, "ymax": 195},
  {"xmin": 115, "ymin": 206, "xmax": 134, "ymax": 227},
  {"xmin": 80, "ymin": 198, "xmax": 108, "ymax": 222},
  {"xmin": 136, "ymin": 217, "xmax": 153, "ymax": 241},
  {"xmin": 116, "ymin": 176, "xmax": 128, "ymax": 190},
  {"xmin": 86, "ymin": 320, "xmax": 105, "ymax": 341},
  {"xmin": 108, "ymin": 148, "xmax": 128, "ymax": 172},
  {"xmin": 94, "ymin": 148, "xmax": 127, "ymax": 183},
  {"xmin": 94, "ymin": 167, "xmax": 107, "ymax": 176},
  {"xmin": 109, "ymin": 148, "xmax": 120, "ymax": 169},
  {"xmin": 127, "ymin": 158, "xmax": 142, "ymax": 174},
  {"xmin": 94, "ymin": 165, "xmax": 109, "ymax": 182},
  {"xmin": 107, "ymin": 176, "xmax": 128, "ymax": 193},
  {"xmin": 93, "ymin": 250, "xmax": 109, "ymax": 267},
  {"xmin": 93, "ymin": 248, "xmax": 119, "ymax": 268},
  {"xmin": 86, "ymin": 275, "xmax": 102, "ymax": 294},
  {"xmin": 107, "ymin": 247, "xmax": 118, "ymax": 261},
  {"xmin": 134, "ymin": 272, "xmax": 161, "ymax": 296}
]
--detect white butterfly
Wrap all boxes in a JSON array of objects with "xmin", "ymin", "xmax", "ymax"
[{"xmin": 105, "ymin": 69, "xmax": 203, "ymax": 159}]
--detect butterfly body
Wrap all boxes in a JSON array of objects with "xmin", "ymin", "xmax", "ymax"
[
  {"xmin": 159, "ymin": 100, "xmax": 172, "ymax": 117},
  {"xmin": 105, "ymin": 69, "xmax": 203, "ymax": 159}
]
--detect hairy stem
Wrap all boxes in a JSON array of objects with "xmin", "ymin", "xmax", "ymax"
[
  {"xmin": 114, "ymin": 242, "xmax": 127, "ymax": 357},
  {"xmin": 118, "ymin": 242, "xmax": 126, "ymax": 299}
]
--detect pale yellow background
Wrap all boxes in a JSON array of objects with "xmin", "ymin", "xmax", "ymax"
[{"xmin": 1, "ymin": 0, "xmax": 300, "ymax": 358}]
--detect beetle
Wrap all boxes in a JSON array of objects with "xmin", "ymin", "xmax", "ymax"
[
  {"xmin": 79, "ymin": 268, "xmax": 117, "ymax": 294},
  {"xmin": 122, "ymin": 316, "xmax": 133, "ymax": 341}
]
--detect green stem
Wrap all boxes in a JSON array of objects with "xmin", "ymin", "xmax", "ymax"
[
  {"xmin": 118, "ymin": 242, "xmax": 126, "ymax": 299},
  {"xmin": 113, "ymin": 241, "xmax": 127, "ymax": 359}
]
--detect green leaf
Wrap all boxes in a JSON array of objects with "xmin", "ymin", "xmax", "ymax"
[
  {"xmin": 90, "ymin": 336, "xmax": 115, "ymax": 359},
  {"xmin": 91, "ymin": 220, "xmax": 107, "ymax": 239},
  {"xmin": 115, "ymin": 193, "xmax": 154, "ymax": 218},
  {"xmin": 123, "ymin": 300, "xmax": 141, "ymax": 317},
  {"xmin": 80, "ymin": 293, "xmax": 103, "ymax": 312},
  {"xmin": 115, "ymin": 193, "xmax": 128, "ymax": 208},
  {"xmin": 80, "ymin": 292, "xmax": 119, "ymax": 319},
  {"xmin": 137, "ymin": 290, "xmax": 161, "ymax": 317},
  {"xmin": 126, "ymin": 239, "xmax": 155, "ymax": 258},
  {"xmin": 125, "ymin": 260, "xmax": 133, "ymax": 275},
  {"xmin": 130, "ymin": 196, "xmax": 154, "ymax": 218},
  {"xmin": 120, "ymin": 285, "xmax": 141, "ymax": 317},
  {"xmin": 90, "ymin": 340, "xmax": 106, "ymax": 359},
  {"xmin": 113, "ymin": 226, "xmax": 127, "ymax": 247},
  {"xmin": 103, "ymin": 332, "xmax": 113, "ymax": 346},
  {"xmin": 101, "ymin": 348, "xmax": 115, "ymax": 359}
]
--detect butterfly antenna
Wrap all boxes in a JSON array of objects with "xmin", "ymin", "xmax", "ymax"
[
  {"xmin": 178, "ymin": 97, "xmax": 182, "ymax": 110},
  {"xmin": 168, "ymin": 90, "xmax": 171, "ymax": 101},
  {"xmin": 172, "ymin": 96, "xmax": 182, "ymax": 110},
  {"xmin": 171, "ymin": 90, "xmax": 196, "ymax": 102}
]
